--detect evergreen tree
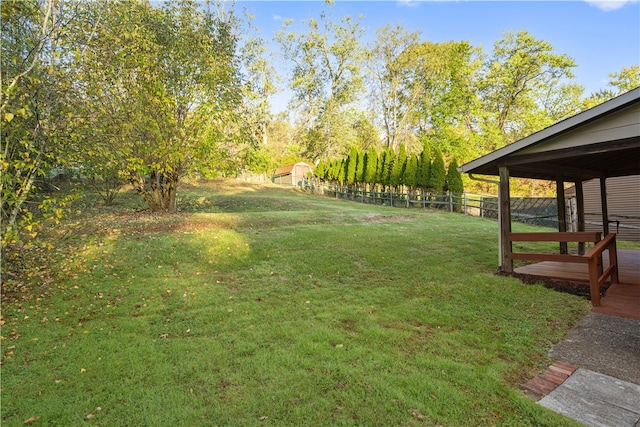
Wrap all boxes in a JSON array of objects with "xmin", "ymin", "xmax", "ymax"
[
  {"xmin": 356, "ymin": 148, "xmax": 366, "ymax": 184},
  {"xmin": 383, "ymin": 147, "xmax": 395, "ymax": 187},
  {"xmin": 417, "ymin": 140, "xmax": 431, "ymax": 191},
  {"xmin": 346, "ymin": 146, "xmax": 358, "ymax": 185},
  {"xmin": 429, "ymin": 148, "xmax": 446, "ymax": 193},
  {"xmin": 390, "ymin": 144, "xmax": 407, "ymax": 188},
  {"xmin": 331, "ymin": 159, "xmax": 339, "ymax": 182},
  {"xmin": 380, "ymin": 147, "xmax": 396, "ymax": 186},
  {"xmin": 315, "ymin": 159, "xmax": 325, "ymax": 181},
  {"xmin": 446, "ymin": 158, "xmax": 464, "ymax": 193},
  {"xmin": 376, "ymin": 150, "xmax": 389, "ymax": 185},
  {"xmin": 338, "ymin": 159, "xmax": 347, "ymax": 184},
  {"xmin": 446, "ymin": 158, "xmax": 464, "ymax": 212},
  {"xmin": 364, "ymin": 146, "xmax": 378, "ymax": 187},
  {"xmin": 376, "ymin": 149, "xmax": 387, "ymax": 185},
  {"xmin": 405, "ymin": 153, "xmax": 418, "ymax": 189}
]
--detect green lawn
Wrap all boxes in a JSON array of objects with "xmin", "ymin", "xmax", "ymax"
[{"xmin": 1, "ymin": 180, "xmax": 589, "ymax": 426}]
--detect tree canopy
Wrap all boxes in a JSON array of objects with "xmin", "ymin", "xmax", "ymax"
[
  {"xmin": 69, "ymin": 0, "xmax": 245, "ymax": 212},
  {"xmin": 2, "ymin": 0, "xmax": 637, "ymax": 244}
]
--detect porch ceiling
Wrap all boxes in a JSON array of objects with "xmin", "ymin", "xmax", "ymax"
[{"xmin": 471, "ymin": 137, "xmax": 640, "ymax": 182}]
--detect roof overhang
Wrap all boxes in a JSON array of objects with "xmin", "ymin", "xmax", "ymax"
[{"xmin": 459, "ymin": 88, "xmax": 640, "ymax": 182}]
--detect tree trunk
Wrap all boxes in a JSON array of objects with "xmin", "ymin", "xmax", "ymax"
[
  {"xmin": 130, "ymin": 170, "xmax": 179, "ymax": 212},
  {"xmin": 4, "ymin": 157, "xmax": 41, "ymax": 240}
]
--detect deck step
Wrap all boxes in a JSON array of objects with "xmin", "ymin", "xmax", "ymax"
[{"xmin": 592, "ymin": 282, "xmax": 640, "ymax": 320}]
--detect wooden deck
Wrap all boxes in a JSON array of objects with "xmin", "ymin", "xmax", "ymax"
[{"xmin": 514, "ymin": 249, "xmax": 640, "ymax": 320}]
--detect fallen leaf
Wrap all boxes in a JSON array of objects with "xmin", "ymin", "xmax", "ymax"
[
  {"xmin": 85, "ymin": 407, "xmax": 102, "ymax": 420},
  {"xmin": 23, "ymin": 415, "xmax": 40, "ymax": 423},
  {"xmin": 410, "ymin": 409, "xmax": 425, "ymax": 420}
]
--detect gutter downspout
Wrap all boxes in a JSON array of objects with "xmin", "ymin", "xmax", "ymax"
[{"xmin": 469, "ymin": 174, "xmax": 502, "ymax": 269}]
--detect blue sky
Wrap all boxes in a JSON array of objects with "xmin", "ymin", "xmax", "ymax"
[{"xmin": 235, "ymin": 0, "xmax": 640, "ymax": 113}]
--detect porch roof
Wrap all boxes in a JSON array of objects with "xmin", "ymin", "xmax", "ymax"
[{"xmin": 459, "ymin": 88, "xmax": 640, "ymax": 182}]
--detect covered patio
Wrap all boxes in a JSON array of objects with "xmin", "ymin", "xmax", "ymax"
[{"xmin": 459, "ymin": 88, "xmax": 640, "ymax": 319}]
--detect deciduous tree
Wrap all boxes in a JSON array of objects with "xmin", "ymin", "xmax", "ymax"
[
  {"xmin": 1, "ymin": 0, "xmax": 79, "ymax": 243},
  {"xmin": 478, "ymin": 30, "xmax": 578, "ymax": 149},
  {"xmin": 276, "ymin": 9, "xmax": 365, "ymax": 160},
  {"xmin": 365, "ymin": 24, "xmax": 420, "ymax": 150},
  {"xmin": 71, "ymin": 0, "xmax": 244, "ymax": 212}
]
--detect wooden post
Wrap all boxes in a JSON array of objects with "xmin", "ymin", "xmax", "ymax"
[
  {"xmin": 499, "ymin": 166, "xmax": 513, "ymax": 272},
  {"xmin": 576, "ymin": 180, "xmax": 586, "ymax": 255},
  {"xmin": 463, "ymin": 192, "xmax": 467, "ymax": 215},
  {"xmin": 588, "ymin": 256, "xmax": 601, "ymax": 307},
  {"xmin": 600, "ymin": 177, "xmax": 609, "ymax": 236},
  {"xmin": 556, "ymin": 179, "xmax": 567, "ymax": 254}
]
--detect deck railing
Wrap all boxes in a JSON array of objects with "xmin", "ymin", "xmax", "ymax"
[{"xmin": 509, "ymin": 232, "xmax": 618, "ymax": 306}]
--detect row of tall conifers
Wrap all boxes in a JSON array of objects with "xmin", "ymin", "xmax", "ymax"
[{"xmin": 313, "ymin": 142, "xmax": 464, "ymax": 195}]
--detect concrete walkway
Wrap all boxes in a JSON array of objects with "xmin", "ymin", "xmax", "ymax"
[
  {"xmin": 537, "ymin": 313, "xmax": 640, "ymax": 426},
  {"xmin": 539, "ymin": 368, "xmax": 640, "ymax": 426}
]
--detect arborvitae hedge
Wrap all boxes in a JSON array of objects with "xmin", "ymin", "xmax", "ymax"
[
  {"xmin": 404, "ymin": 153, "xmax": 418, "ymax": 188},
  {"xmin": 390, "ymin": 144, "xmax": 406, "ymax": 188},
  {"xmin": 316, "ymin": 142, "xmax": 463, "ymax": 196},
  {"xmin": 446, "ymin": 158, "xmax": 464, "ymax": 194},
  {"xmin": 346, "ymin": 146, "xmax": 358, "ymax": 185},
  {"xmin": 417, "ymin": 140, "xmax": 431, "ymax": 189},
  {"xmin": 338, "ymin": 159, "xmax": 346, "ymax": 183},
  {"xmin": 364, "ymin": 146, "xmax": 378, "ymax": 186},
  {"xmin": 315, "ymin": 159, "xmax": 325, "ymax": 181},
  {"xmin": 356, "ymin": 148, "xmax": 365, "ymax": 184},
  {"xmin": 430, "ymin": 148, "xmax": 446, "ymax": 193}
]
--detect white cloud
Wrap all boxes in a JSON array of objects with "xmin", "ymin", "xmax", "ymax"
[
  {"xmin": 584, "ymin": 0, "xmax": 639, "ymax": 11},
  {"xmin": 272, "ymin": 14, "xmax": 283, "ymax": 21},
  {"xmin": 397, "ymin": 0, "xmax": 420, "ymax": 8}
]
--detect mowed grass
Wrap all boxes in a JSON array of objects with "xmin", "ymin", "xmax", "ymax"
[{"xmin": 1, "ymin": 180, "xmax": 589, "ymax": 426}]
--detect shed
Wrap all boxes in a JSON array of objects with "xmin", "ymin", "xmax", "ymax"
[{"xmin": 272, "ymin": 162, "xmax": 312, "ymax": 186}]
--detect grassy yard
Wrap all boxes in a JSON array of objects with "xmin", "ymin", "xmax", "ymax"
[{"xmin": 1, "ymin": 180, "xmax": 590, "ymax": 426}]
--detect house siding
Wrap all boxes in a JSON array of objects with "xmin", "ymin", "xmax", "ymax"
[
  {"xmin": 519, "ymin": 102, "xmax": 640, "ymax": 155},
  {"xmin": 581, "ymin": 175, "xmax": 640, "ymax": 241}
]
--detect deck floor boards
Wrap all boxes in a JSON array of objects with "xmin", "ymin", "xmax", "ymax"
[{"xmin": 514, "ymin": 249, "xmax": 639, "ymax": 320}]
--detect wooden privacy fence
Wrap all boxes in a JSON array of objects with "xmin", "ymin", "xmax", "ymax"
[{"xmin": 510, "ymin": 232, "xmax": 619, "ymax": 306}]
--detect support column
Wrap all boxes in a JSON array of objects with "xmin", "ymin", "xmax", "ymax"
[
  {"xmin": 499, "ymin": 166, "xmax": 513, "ymax": 272},
  {"xmin": 556, "ymin": 179, "xmax": 567, "ymax": 254},
  {"xmin": 600, "ymin": 177, "xmax": 609, "ymax": 236},
  {"xmin": 576, "ymin": 180, "xmax": 586, "ymax": 254}
]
